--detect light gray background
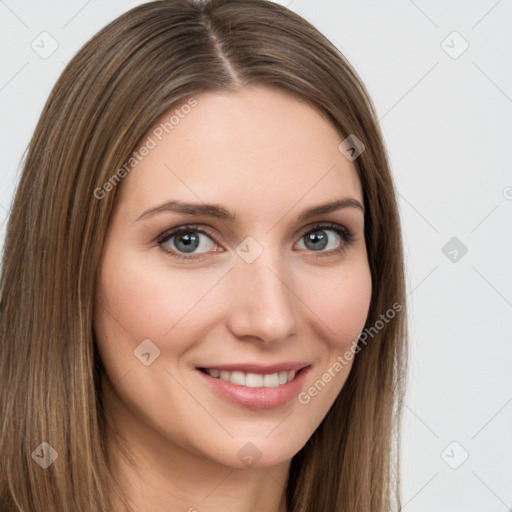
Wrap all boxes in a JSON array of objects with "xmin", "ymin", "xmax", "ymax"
[{"xmin": 1, "ymin": 1, "xmax": 511, "ymax": 510}]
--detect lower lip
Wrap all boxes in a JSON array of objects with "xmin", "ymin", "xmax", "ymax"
[{"xmin": 197, "ymin": 366, "xmax": 311, "ymax": 410}]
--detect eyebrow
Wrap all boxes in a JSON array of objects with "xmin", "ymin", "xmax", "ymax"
[{"xmin": 135, "ymin": 197, "xmax": 364, "ymax": 223}]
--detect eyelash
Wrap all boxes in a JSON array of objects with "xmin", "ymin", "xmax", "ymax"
[{"xmin": 156, "ymin": 222, "xmax": 355, "ymax": 261}]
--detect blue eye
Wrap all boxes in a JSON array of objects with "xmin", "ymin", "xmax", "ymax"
[
  {"xmin": 296, "ymin": 223, "xmax": 354, "ymax": 254},
  {"xmin": 158, "ymin": 224, "xmax": 219, "ymax": 260},
  {"xmin": 157, "ymin": 222, "xmax": 354, "ymax": 260}
]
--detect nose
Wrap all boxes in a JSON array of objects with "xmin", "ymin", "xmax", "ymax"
[{"xmin": 225, "ymin": 251, "xmax": 298, "ymax": 345}]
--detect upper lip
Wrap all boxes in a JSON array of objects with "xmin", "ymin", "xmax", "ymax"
[{"xmin": 198, "ymin": 362, "xmax": 310, "ymax": 374}]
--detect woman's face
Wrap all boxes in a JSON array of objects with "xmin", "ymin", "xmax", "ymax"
[{"xmin": 94, "ymin": 86, "xmax": 372, "ymax": 470}]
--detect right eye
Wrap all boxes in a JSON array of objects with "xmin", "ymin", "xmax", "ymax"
[{"xmin": 157, "ymin": 224, "xmax": 223, "ymax": 260}]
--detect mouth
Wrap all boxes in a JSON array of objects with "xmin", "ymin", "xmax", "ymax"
[
  {"xmin": 196, "ymin": 363, "xmax": 311, "ymax": 409},
  {"xmin": 198, "ymin": 367, "xmax": 300, "ymax": 387}
]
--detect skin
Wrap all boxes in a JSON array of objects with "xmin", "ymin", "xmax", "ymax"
[{"xmin": 94, "ymin": 85, "xmax": 372, "ymax": 512}]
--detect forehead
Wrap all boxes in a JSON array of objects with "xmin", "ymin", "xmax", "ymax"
[{"xmin": 116, "ymin": 86, "xmax": 363, "ymax": 222}]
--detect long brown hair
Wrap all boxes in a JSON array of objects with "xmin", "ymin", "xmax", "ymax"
[{"xmin": 0, "ymin": 1, "xmax": 408, "ymax": 510}]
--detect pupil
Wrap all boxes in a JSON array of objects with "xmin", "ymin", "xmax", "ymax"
[
  {"xmin": 306, "ymin": 231, "xmax": 327, "ymax": 251},
  {"xmin": 176, "ymin": 232, "xmax": 199, "ymax": 253}
]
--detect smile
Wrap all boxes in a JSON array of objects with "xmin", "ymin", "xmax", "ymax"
[
  {"xmin": 197, "ymin": 363, "xmax": 311, "ymax": 409},
  {"xmin": 201, "ymin": 368, "xmax": 297, "ymax": 388}
]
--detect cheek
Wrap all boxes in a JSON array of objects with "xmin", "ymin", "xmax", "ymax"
[
  {"xmin": 289, "ymin": 261, "xmax": 371, "ymax": 430},
  {"xmin": 95, "ymin": 247, "xmax": 220, "ymax": 351},
  {"xmin": 300, "ymin": 259, "xmax": 372, "ymax": 347}
]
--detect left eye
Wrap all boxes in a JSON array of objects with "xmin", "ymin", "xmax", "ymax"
[{"xmin": 296, "ymin": 224, "xmax": 353, "ymax": 253}]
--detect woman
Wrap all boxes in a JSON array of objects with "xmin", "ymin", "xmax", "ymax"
[{"xmin": 0, "ymin": 0, "xmax": 408, "ymax": 510}]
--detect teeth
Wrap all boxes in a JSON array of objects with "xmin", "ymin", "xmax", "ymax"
[
  {"xmin": 230, "ymin": 371, "xmax": 245, "ymax": 386},
  {"xmin": 245, "ymin": 373, "xmax": 263, "ymax": 387},
  {"xmin": 278, "ymin": 371, "xmax": 288, "ymax": 385},
  {"xmin": 204, "ymin": 368, "xmax": 298, "ymax": 387},
  {"xmin": 263, "ymin": 373, "xmax": 279, "ymax": 387}
]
